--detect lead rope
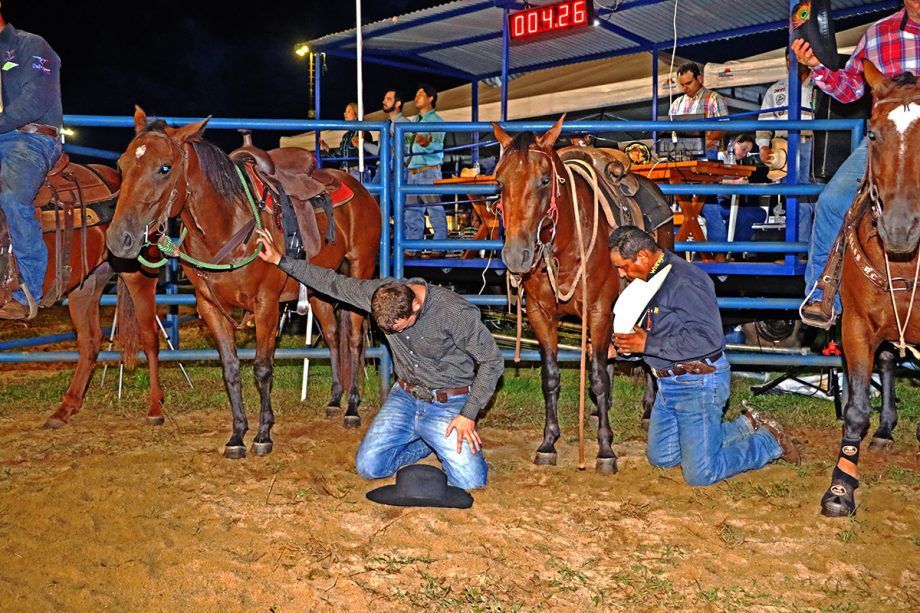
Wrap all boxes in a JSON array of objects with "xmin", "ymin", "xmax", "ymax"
[{"xmin": 883, "ymin": 250, "xmax": 920, "ymax": 359}]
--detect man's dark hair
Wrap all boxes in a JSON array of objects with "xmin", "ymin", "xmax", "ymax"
[
  {"xmin": 608, "ymin": 226, "xmax": 660, "ymax": 260},
  {"xmin": 371, "ymin": 282, "xmax": 416, "ymax": 332},
  {"xmin": 676, "ymin": 62, "xmax": 702, "ymax": 79},
  {"xmin": 734, "ymin": 133, "xmax": 755, "ymax": 146},
  {"xmin": 419, "ymin": 83, "xmax": 438, "ymax": 108},
  {"xmin": 387, "ymin": 89, "xmax": 404, "ymax": 110}
]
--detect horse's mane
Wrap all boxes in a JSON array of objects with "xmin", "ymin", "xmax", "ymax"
[
  {"xmin": 141, "ymin": 120, "xmax": 247, "ymax": 203},
  {"xmin": 892, "ymin": 71, "xmax": 918, "ymax": 87},
  {"xmin": 507, "ymin": 131, "xmax": 538, "ymax": 155}
]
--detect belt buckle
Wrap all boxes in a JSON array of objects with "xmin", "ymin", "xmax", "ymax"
[{"xmin": 412, "ymin": 386, "xmax": 435, "ymax": 402}]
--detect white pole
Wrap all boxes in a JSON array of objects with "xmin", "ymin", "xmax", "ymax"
[
  {"xmin": 356, "ymin": 0, "xmax": 364, "ymax": 175},
  {"xmin": 300, "ymin": 304, "xmax": 314, "ymax": 402}
]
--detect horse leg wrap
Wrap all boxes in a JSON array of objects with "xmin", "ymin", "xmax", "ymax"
[{"xmin": 828, "ymin": 438, "xmax": 861, "ymax": 496}]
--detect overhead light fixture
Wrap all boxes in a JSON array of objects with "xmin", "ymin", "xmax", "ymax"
[{"xmin": 294, "ymin": 44, "xmax": 310, "ymax": 57}]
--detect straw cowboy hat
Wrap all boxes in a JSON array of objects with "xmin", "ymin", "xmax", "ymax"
[
  {"xmin": 613, "ymin": 264, "xmax": 672, "ymax": 334},
  {"xmin": 765, "ymin": 137, "xmax": 788, "ymax": 182},
  {"xmin": 366, "ymin": 464, "xmax": 474, "ymax": 508}
]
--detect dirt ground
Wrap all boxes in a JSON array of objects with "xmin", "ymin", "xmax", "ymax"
[{"xmin": 0, "ymin": 378, "xmax": 917, "ymax": 612}]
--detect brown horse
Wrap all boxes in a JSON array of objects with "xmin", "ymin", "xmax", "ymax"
[
  {"xmin": 493, "ymin": 117, "xmax": 674, "ymax": 472},
  {"xmin": 821, "ymin": 62, "xmax": 920, "ymax": 517},
  {"xmin": 105, "ymin": 107, "xmax": 381, "ymax": 458},
  {"xmin": 0, "ymin": 159, "xmax": 164, "ymax": 428}
]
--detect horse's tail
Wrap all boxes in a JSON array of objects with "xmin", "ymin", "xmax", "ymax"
[{"xmin": 116, "ymin": 277, "xmax": 139, "ymax": 371}]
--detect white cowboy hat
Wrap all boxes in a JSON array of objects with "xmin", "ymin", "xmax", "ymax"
[
  {"xmin": 765, "ymin": 137, "xmax": 788, "ymax": 182},
  {"xmin": 613, "ymin": 264, "xmax": 672, "ymax": 334}
]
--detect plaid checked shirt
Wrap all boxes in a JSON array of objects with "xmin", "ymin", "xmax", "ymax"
[
  {"xmin": 668, "ymin": 87, "xmax": 728, "ymax": 118},
  {"xmin": 812, "ymin": 8, "xmax": 920, "ymax": 103}
]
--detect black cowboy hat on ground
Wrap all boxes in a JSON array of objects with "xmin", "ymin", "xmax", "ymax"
[
  {"xmin": 366, "ymin": 464, "xmax": 474, "ymax": 509},
  {"xmin": 792, "ymin": 0, "xmax": 840, "ymax": 70}
]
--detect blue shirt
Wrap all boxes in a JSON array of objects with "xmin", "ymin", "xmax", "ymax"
[
  {"xmin": 0, "ymin": 24, "xmax": 62, "ymax": 134},
  {"xmin": 406, "ymin": 109, "xmax": 444, "ymax": 169},
  {"xmin": 640, "ymin": 251, "xmax": 725, "ymax": 370}
]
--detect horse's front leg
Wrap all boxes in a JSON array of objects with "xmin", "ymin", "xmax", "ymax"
[
  {"xmin": 529, "ymin": 305, "xmax": 561, "ymax": 464},
  {"xmin": 868, "ymin": 347, "xmax": 898, "ymax": 451},
  {"xmin": 122, "ymin": 270, "xmax": 164, "ymax": 425},
  {"xmin": 822, "ymin": 318, "xmax": 877, "ymax": 517},
  {"xmin": 309, "ymin": 296, "xmax": 345, "ymax": 418},
  {"xmin": 251, "ymin": 302, "xmax": 280, "ymax": 456},
  {"xmin": 45, "ymin": 263, "xmax": 114, "ymax": 428},
  {"xmin": 197, "ymin": 298, "xmax": 248, "ymax": 459},
  {"xmin": 589, "ymin": 345, "xmax": 617, "ymax": 474}
]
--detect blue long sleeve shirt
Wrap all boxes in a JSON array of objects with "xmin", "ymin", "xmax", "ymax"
[
  {"xmin": 0, "ymin": 24, "xmax": 62, "ymax": 134},
  {"xmin": 639, "ymin": 251, "xmax": 725, "ymax": 371},
  {"xmin": 406, "ymin": 109, "xmax": 444, "ymax": 169}
]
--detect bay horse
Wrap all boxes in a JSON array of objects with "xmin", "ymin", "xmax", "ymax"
[
  {"xmin": 105, "ymin": 107, "xmax": 381, "ymax": 458},
  {"xmin": 493, "ymin": 117, "xmax": 674, "ymax": 473},
  {"xmin": 0, "ymin": 158, "xmax": 164, "ymax": 429},
  {"xmin": 821, "ymin": 61, "xmax": 920, "ymax": 517}
]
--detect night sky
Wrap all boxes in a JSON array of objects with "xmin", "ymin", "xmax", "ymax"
[{"xmin": 6, "ymin": 1, "xmax": 457, "ymax": 151}]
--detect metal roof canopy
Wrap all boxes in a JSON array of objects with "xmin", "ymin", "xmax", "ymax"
[{"xmin": 306, "ymin": 0, "xmax": 901, "ymax": 82}]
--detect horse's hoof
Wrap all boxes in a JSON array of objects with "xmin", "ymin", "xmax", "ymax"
[
  {"xmin": 223, "ymin": 445, "xmax": 247, "ymax": 460},
  {"xmin": 534, "ymin": 451, "xmax": 557, "ymax": 466},
  {"xmin": 641, "ymin": 418, "xmax": 650, "ymax": 431},
  {"xmin": 325, "ymin": 406, "xmax": 341, "ymax": 418},
  {"xmin": 343, "ymin": 415, "xmax": 361, "ymax": 429},
  {"xmin": 146, "ymin": 416, "xmax": 165, "ymax": 426},
  {"xmin": 596, "ymin": 457, "xmax": 618, "ymax": 475},
  {"xmin": 820, "ymin": 484, "xmax": 855, "ymax": 518},
  {"xmin": 43, "ymin": 417, "xmax": 67, "ymax": 430},
  {"xmin": 251, "ymin": 441, "xmax": 273, "ymax": 456},
  {"xmin": 869, "ymin": 437, "xmax": 894, "ymax": 451}
]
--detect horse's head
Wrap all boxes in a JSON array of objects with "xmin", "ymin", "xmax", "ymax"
[
  {"xmin": 107, "ymin": 106, "xmax": 210, "ymax": 259},
  {"xmin": 492, "ymin": 115, "xmax": 565, "ymax": 274},
  {"xmin": 864, "ymin": 61, "xmax": 920, "ymax": 255}
]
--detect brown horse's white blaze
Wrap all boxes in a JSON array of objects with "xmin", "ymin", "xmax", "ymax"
[{"xmin": 822, "ymin": 61, "xmax": 920, "ymax": 517}]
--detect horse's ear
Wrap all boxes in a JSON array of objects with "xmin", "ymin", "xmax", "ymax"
[
  {"xmin": 133, "ymin": 105, "xmax": 147, "ymax": 135},
  {"xmin": 171, "ymin": 116, "xmax": 212, "ymax": 144},
  {"xmin": 863, "ymin": 59, "xmax": 892, "ymax": 96},
  {"xmin": 492, "ymin": 122, "xmax": 513, "ymax": 148},
  {"xmin": 537, "ymin": 114, "xmax": 566, "ymax": 149}
]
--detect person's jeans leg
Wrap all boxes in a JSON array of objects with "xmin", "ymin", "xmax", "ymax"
[
  {"xmin": 701, "ymin": 203, "xmax": 727, "ymax": 242},
  {"xmin": 420, "ymin": 168, "xmax": 447, "ymax": 241},
  {"xmin": 646, "ymin": 383, "xmax": 681, "ymax": 468},
  {"xmin": 0, "ymin": 133, "xmax": 61, "ymax": 304},
  {"xmin": 666, "ymin": 358, "xmax": 782, "ymax": 486},
  {"xmin": 403, "ymin": 170, "xmax": 425, "ymax": 241},
  {"xmin": 796, "ymin": 138, "xmax": 816, "ymax": 245},
  {"xmin": 733, "ymin": 205, "xmax": 767, "ymax": 242},
  {"xmin": 805, "ymin": 137, "xmax": 866, "ymax": 311},
  {"xmin": 355, "ymin": 385, "xmax": 433, "ymax": 479},
  {"xmin": 416, "ymin": 394, "xmax": 488, "ymax": 489}
]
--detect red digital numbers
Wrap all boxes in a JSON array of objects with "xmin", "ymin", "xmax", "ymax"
[{"xmin": 508, "ymin": 0, "xmax": 592, "ymax": 41}]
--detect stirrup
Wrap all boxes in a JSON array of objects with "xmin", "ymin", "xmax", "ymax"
[
  {"xmin": 799, "ymin": 285, "xmax": 837, "ymax": 330},
  {"xmin": 296, "ymin": 283, "xmax": 310, "ymax": 316},
  {"xmin": 19, "ymin": 282, "xmax": 39, "ymax": 320}
]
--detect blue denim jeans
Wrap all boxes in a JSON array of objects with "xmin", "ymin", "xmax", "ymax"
[
  {"xmin": 793, "ymin": 137, "xmax": 815, "ymax": 244},
  {"xmin": 404, "ymin": 166, "xmax": 447, "ymax": 241},
  {"xmin": 355, "ymin": 384, "xmax": 487, "ymax": 490},
  {"xmin": 0, "ymin": 132, "xmax": 62, "ymax": 304},
  {"xmin": 701, "ymin": 198, "xmax": 765, "ymax": 242},
  {"xmin": 804, "ymin": 137, "xmax": 867, "ymax": 311},
  {"xmin": 646, "ymin": 356, "xmax": 782, "ymax": 486}
]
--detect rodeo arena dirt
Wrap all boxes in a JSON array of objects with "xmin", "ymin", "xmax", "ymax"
[{"xmin": 1, "ymin": 1, "xmax": 919, "ymax": 611}]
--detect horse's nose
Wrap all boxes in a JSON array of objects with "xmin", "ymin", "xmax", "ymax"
[{"xmin": 121, "ymin": 232, "xmax": 135, "ymax": 252}]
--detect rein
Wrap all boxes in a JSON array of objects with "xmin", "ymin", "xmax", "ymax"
[{"xmin": 137, "ymin": 142, "xmax": 264, "ymax": 271}]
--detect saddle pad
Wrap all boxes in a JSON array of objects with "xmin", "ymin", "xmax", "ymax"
[{"xmin": 328, "ymin": 182, "xmax": 354, "ymax": 208}]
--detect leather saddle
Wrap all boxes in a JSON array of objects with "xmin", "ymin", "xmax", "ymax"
[
  {"xmin": 230, "ymin": 133, "xmax": 350, "ymax": 260},
  {"xmin": 559, "ymin": 147, "xmax": 671, "ymax": 232},
  {"xmin": 0, "ymin": 153, "xmax": 119, "ymax": 313}
]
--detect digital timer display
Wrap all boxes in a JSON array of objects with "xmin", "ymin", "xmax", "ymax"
[{"xmin": 508, "ymin": 0, "xmax": 593, "ymax": 42}]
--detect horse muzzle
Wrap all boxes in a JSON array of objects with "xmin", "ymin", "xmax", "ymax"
[
  {"xmin": 878, "ymin": 212, "xmax": 920, "ymax": 255},
  {"xmin": 501, "ymin": 240, "xmax": 536, "ymax": 275}
]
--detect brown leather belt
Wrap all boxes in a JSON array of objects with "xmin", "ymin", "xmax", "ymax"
[
  {"xmin": 397, "ymin": 379, "xmax": 469, "ymax": 402},
  {"xmin": 18, "ymin": 123, "xmax": 59, "ymax": 139},
  {"xmin": 408, "ymin": 164, "xmax": 439, "ymax": 175},
  {"xmin": 653, "ymin": 351, "xmax": 723, "ymax": 378}
]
